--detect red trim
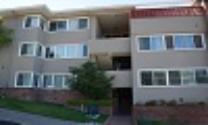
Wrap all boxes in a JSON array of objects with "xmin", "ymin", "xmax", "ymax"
[{"xmin": 130, "ymin": 7, "xmax": 205, "ymax": 19}]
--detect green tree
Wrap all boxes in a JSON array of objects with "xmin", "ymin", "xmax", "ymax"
[
  {"xmin": 69, "ymin": 61, "xmax": 113, "ymax": 100},
  {"xmin": 0, "ymin": 18, "xmax": 13, "ymax": 46}
]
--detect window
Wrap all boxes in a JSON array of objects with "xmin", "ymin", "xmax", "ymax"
[
  {"xmin": 195, "ymin": 69, "xmax": 208, "ymax": 84},
  {"xmin": 139, "ymin": 37, "xmax": 150, "ymax": 50},
  {"xmin": 54, "ymin": 75, "xmax": 70, "ymax": 88},
  {"xmin": 20, "ymin": 43, "xmax": 35, "ymax": 56},
  {"xmin": 24, "ymin": 16, "xmax": 39, "ymax": 28},
  {"xmin": 152, "ymin": 71, "xmax": 166, "ymax": 85},
  {"xmin": 23, "ymin": 15, "xmax": 46, "ymax": 30},
  {"xmin": 56, "ymin": 45, "xmax": 65, "ymax": 58},
  {"xmin": 54, "ymin": 75, "xmax": 64, "ymax": 88},
  {"xmin": 19, "ymin": 42, "xmax": 43, "ymax": 57},
  {"xmin": 45, "ymin": 44, "xmax": 88, "ymax": 59},
  {"xmin": 141, "ymin": 71, "xmax": 152, "ymax": 85},
  {"xmin": 174, "ymin": 35, "xmax": 195, "ymax": 49},
  {"xmin": 49, "ymin": 17, "xmax": 89, "ymax": 32},
  {"xmin": 33, "ymin": 73, "xmax": 41, "ymax": 88},
  {"xmin": 65, "ymin": 45, "xmax": 76, "ymax": 58},
  {"xmin": 63, "ymin": 75, "xmax": 72, "ymax": 88},
  {"xmin": 40, "ymin": 18, "xmax": 46, "ymax": 30},
  {"xmin": 49, "ymin": 20, "xmax": 67, "ymax": 32},
  {"xmin": 66, "ymin": 44, "xmax": 88, "ymax": 58},
  {"xmin": 36, "ymin": 44, "xmax": 43, "ymax": 57},
  {"xmin": 181, "ymin": 70, "xmax": 195, "ymax": 85},
  {"xmin": 16, "ymin": 72, "xmax": 32, "ymax": 87},
  {"xmin": 68, "ymin": 19, "xmax": 78, "ymax": 31},
  {"xmin": 83, "ymin": 45, "xmax": 88, "ymax": 57},
  {"xmin": 165, "ymin": 35, "xmax": 174, "ymax": 49},
  {"xmin": 43, "ymin": 74, "xmax": 72, "ymax": 89},
  {"xmin": 139, "ymin": 68, "xmax": 208, "ymax": 87},
  {"xmin": 78, "ymin": 18, "xmax": 88, "ymax": 29},
  {"xmin": 138, "ymin": 36, "xmax": 165, "ymax": 51},
  {"xmin": 137, "ymin": 34, "xmax": 205, "ymax": 52},
  {"xmin": 43, "ymin": 75, "xmax": 53, "ymax": 88},
  {"xmin": 45, "ymin": 46, "xmax": 55, "ymax": 59},
  {"xmin": 168, "ymin": 71, "xmax": 181, "ymax": 85},
  {"xmin": 141, "ymin": 71, "xmax": 166, "ymax": 86},
  {"xmin": 172, "ymin": 34, "xmax": 204, "ymax": 50}
]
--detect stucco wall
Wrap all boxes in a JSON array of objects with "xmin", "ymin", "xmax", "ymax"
[{"xmin": 130, "ymin": 16, "xmax": 208, "ymax": 104}]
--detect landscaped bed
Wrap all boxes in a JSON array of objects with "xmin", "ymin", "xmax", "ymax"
[{"xmin": 0, "ymin": 98, "xmax": 108, "ymax": 123}]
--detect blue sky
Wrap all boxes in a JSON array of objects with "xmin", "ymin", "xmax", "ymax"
[{"xmin": 0, "ymin": 0, "xmax": 192, "ymax": 11}]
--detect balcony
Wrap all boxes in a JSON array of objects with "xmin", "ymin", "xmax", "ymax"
[
  {"xmin": 107, "ymin": 70, "xmax": 131, "ymax": 88},
  {"xmin": 89, "ymin": 37, "xmax": 130, "ymax": 54}
]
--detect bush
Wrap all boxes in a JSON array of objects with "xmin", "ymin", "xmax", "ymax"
[
  {"xmin": 69, "ymin": 61, "xmax": 113, "ymax": 100},
  {"xmin": 0, "ymin": 19, "xmax": 13, "ymax": 46},
  {"xmin": 138, "ymin": 119, "xmax": 166, "ymax": 125},
  {"xmin": 197, "ymin": 101, "xmax": 206, "ymax": 106},
  {"xmin": 67, "ymin": 99, "xmax": 112, "ymax": 107},
  {"xmin": 166, "ymin": 100, "xmax": 177, "ymax": 106},
  {"xmin": 145, "ymin": 100, "xmax": 157, "ymax": 106},
  {"xmin": 158, "ymin": 100, "xmax": 166, "ymax": 106}
]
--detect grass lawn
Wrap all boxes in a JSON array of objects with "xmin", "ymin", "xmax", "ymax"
[{"xmin": 0, "ymin": 98, "xmax": 108, "ymax": 123}]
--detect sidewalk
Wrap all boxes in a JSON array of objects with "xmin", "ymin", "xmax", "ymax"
[
  {"xmin": 105, "ymin": 115, "xmax": 132, "ymax": 125},
  {"xmin": 0, "ymin": 108, "xmax": 80, "ymax": 125}
]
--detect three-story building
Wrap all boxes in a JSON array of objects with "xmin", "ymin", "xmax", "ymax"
[{"xmin": 0, "ymin": 2, "xmax": 208, "ymax": 114}]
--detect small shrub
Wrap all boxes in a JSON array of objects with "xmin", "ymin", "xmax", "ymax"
[
  {"xmin": 145, "ymin": 100, "xmax": 157, "ymax": 106},
  {"xmin": 197, "ymin": 101, "xmax": 206, "ymax": 106},
  {"xmin": 158, "ymin": 100, "xmax": 166, "ymax": 106},
  {"xmin": 166, "ymin": 100, "xmax": 177, "ymax": 106},
  {"xmin": 138, "ymin": 119, "xmax": 166, "ymax": 125}
]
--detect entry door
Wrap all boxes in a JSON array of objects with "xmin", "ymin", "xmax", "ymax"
[{"xmin": 113, "ymin": 88, "xmax": 132, "ymax": 115}]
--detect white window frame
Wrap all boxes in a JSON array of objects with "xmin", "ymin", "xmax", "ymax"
[
  {"xmin": 22, "ymin": 15, "xmax": 46, "ymax": 30},
  {"xmin": 172, "ymin": 33, "xmax": 206, "ymax": 51},
  {"xmin": 136, "ymin": 33, "xmax": 206, "ymax": 52},
  {"xmin": 180, "ymin": 69, "xmax": 196, "ymax": 86},
  {"xmin": 48, "ymin": 19, "xmax": 68, "ymax": 32},
  {"xmin": 44, "ymin": 43, "xmax": 89, "ymax": 60},
  {"xmin": 62, "ymin": 74, "xmax": 73, "ymax": 89},
  {"xmin": 42, "ymin": 73, "xmax": 55, "ymax": 89},
  {"xmin": 48, "ymin": 17, "xmax": 90, "ymax": 33},
  {"xmin": 72, "ymin": 17, "xmax": 90, "ymax": 31},
  {"xmin": 35, "ymin": 42, "xmax": 45, "ymax": 58},
  {"xmin": 138, "ymin": 69, "xmax": 168, "ymax": 88},
  {"xmin": 19, "ymin": 41, "xmax": 44, "ymax": 58},
  {"xmin": 19, "ymin": 41, "xmax": 37, "ymax": 57},
  {"xmin": 33, "ymin": 72, "xmax": 42, "ymax": 88},
  {"xmin": 137, "ymin": 67, "xmax": 208, "ymax": 88},
  {"xmin": 42, "ymin": 73, "xmax": 72, "ymax": 89},
  {"xmin": 136, "ymin": 35, "xmax": 166, "ymax": 52},
  {"xmin": 15, "ymin": 71, "xmax": 34, "ymax": 88}
]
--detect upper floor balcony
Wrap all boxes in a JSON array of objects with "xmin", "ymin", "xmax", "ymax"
[
  {"xmin": 89, "ymin": 37, "xmax": 130, "ymax": 54},
  {"xmin": 92, "ymin": 55, "xmax": 132, "ymax": 88}
]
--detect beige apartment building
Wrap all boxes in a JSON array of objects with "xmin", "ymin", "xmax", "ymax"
[{"xmin": 0, "ymin": 1, "xmax": 208, "ymax": 114}]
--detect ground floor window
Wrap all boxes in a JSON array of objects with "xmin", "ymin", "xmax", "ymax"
[
  {"xmin": 15, "ymin": 72, "xmax": 33, "ymax": 87},
  {"xmin": 139, "ymin": 67, "xmax": 208, "ymax": 87},
  {"xmin": 15, "ymin": 72, "xmax": 72, "ymax": 89},
  {"xmin": 141, "ymin": 70, "xmax": 166, "ymax": 86},
  {"xmin": 42, "ymin": 73, "xmax": 72, "ymax": 89},
  {"xmin": 43, "ymin": 75, "xmax": 53, "ymax": 88}
]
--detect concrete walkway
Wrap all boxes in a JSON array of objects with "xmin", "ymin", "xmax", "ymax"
[
  {"xmin": 0, "ymin": 108, "xmax": 81, "ymax": 125},
  {"xmin": 105, "ymin": 115, "xmax": 132, "ymax": 125}
]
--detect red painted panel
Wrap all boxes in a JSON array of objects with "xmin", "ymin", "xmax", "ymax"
[{"xmin": 130, "ymin": 7, "xmax": 205, "ymax": 19}]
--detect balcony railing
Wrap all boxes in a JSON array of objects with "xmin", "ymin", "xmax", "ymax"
[{"xmin": 89, "ymin": 37, "xmax": 130, "ymax": 54}]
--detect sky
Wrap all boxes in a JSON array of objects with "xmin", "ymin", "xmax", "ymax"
[{"xmin": 0, "ymin": 0, "xmax": 193, "ymax": 11}]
